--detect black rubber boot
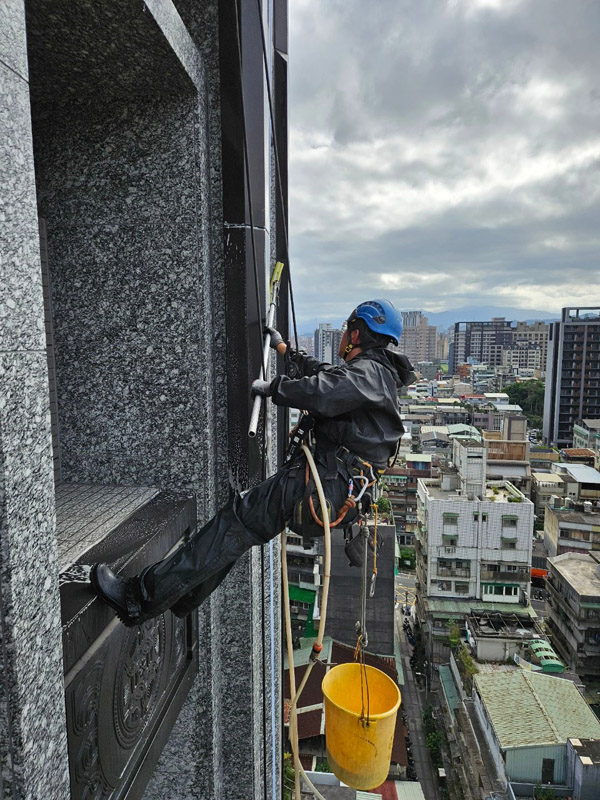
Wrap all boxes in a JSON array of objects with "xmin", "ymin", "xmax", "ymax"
[{"xmin": 90, "ymin": 564, "xmax": 148, "ymax": 627}]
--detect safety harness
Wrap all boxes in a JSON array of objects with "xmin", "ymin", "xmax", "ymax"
[{"xmin": 285, "ymin": 414, "xmax": 382, "ymax": 554}]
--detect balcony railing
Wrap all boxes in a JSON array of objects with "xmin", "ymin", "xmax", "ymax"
[
  {"xmin": 436, "ymin": 567, "xmax": 471, "ymax": 578},
  {"xmin": 480, "ymin": 569, "xmax": 529, "ymax": 581}
]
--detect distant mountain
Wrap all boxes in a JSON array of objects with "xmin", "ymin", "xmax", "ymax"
[
  {"xmin": 297, "ymin": 306, "xmax": 559, "ymax": 336},
  {"xmin": 422, "ymin": 306, "xmax": 560, "ymax": 331}
]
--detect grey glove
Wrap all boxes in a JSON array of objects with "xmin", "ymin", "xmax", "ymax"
[
  {"xmin": 251, "ymin": 379, "xmax": 273, "ymax": 399},
  {"xmin": 264, "ymin": 326, "xmax": 285, "ymax": 350}
]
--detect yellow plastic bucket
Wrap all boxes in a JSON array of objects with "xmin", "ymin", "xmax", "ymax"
[{"xmin": 322, "ymin": 663, "xmax": 401, "ymax": 790}]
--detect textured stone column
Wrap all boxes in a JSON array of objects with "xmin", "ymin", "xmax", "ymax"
[{"xmin": 0, "ymin": 1, "xmax": 70, "ymax": 797}]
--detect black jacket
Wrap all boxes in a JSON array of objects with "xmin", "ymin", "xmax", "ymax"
[{"xmin": 271, "ymin": 347, "xmax": 416, "ymax": 469}]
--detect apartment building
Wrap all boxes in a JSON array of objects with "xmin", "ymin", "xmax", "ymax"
[
  {"xmin": 473, "ymin": 403, "xmax": 523, "ymax": 432},
  {"xmin": 451, "ymin": 318, "xmax": 514, "ymax": 373},
  {"xmin": 512, "ymin": 320, "xmax": 549, "ymax": 368},
  {"xmin": 573, "ymin": 418, "xmax": 600, "ymax": 456},
  {"xmin": 546, "ymin": 551, "xmax": 600, "ymax": 679},
  {"xmin": 385, "ymin": 455, "xmax": 433, "ymax": 546},
  {"xmin": 553, "ymin": 462, "xmax": 600, "ymax": 502},
  {"xmin": 416, "ymin": 361, "xmax": 440, "ymax": 381},
  {"xmin": 532, "ymin": 462, "xmax": 600, "ymax": 523},
  {"xmin": 544, "ymin": 503, "xmax": 600, "ymax": 558},
  {"xmin": 451, "ymin": 319, "xmax": 549, "ymax": 375},
  {"xmin": 313, "ymin": 322, "xmax": 343, "ymax": 365},
  {"xmin": 560, "ymin": 448, "xmax": 596, "ymax": 467},
  {"xmin": 482, "ymin": 415, "xmax": 528, "ymax": 460},
  {"xmin": 398, "ymin": 310, "xmax": 438, "ymax": 363},
  {"xmin": 282, "ymin": 533, "xmax": 324, "ymax": 645},
  {"xmin": 543, "ymin": 307, "xmax": 600, "ymax": 447},
  {"xmin": 482, "ymin": 415, "xmax": 531, "ymax": 497},
  {"xmin": 437, "ymin": 331, "xmax": 449, "ymax": 361},
  {"xmin": 415, "ymin": 438, "xmax": 534, "ymax": 662},
  {"xmin": 529, "ymin": 444, "xmax": 560, "ymax": 472},
  {"xmin": 501, "ymin": 341, "xmax": 543, "ymax": 372},
  {"xmin": 472, "ymin": 364, "xmax": 506, "ymax": 394},
  {"xmin": 531, "ymin": 472, "xmax": 567, "ymax": 522}
]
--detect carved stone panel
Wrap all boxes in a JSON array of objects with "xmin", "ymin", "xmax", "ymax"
[
  {"xmin": 61, "ymin": 493, "xmax": 198, "ymax": 800},
  {"xmin": 66, "ymin": 612, "xmax": 195, "ymax": 800}
]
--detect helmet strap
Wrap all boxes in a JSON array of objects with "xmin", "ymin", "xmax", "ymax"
[{"xmin": 342, "ymin": 318, "xmax": 360, "ymax": 362}]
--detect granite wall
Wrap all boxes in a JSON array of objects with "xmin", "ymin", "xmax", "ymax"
[
  {"xmin": 0, "ymin": 0, "xmax": 71, "ymax": 797},
  {"xmin": 1, "ymin": 0, "xmax": 285, "ymax": 797}
]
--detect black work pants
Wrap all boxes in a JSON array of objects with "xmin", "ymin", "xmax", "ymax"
[{"xmin": 136, "ymin": 452, "xmax": 356, "ymax": 618}]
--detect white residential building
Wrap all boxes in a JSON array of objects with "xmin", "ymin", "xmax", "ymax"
[
  {"xmin": 415, "ymin": 438, "xmax": 534, "ymax": 661},
  {"xmin": 313, "ymin": 322, "xmax": 343, "ymax": 365}
]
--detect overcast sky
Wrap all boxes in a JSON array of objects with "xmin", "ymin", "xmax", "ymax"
[{"xmin": 288, "ymin": 0, "xmax": 600, "ymax": 328}]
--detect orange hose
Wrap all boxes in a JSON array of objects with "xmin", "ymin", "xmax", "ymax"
[{"xmin": 304, "ymin": 460, "xmax": 355, "ymax": 529}]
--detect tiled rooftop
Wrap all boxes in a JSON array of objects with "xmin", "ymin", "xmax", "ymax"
[{"xmin": 474, "ymin": 671, "xmax": 600, "ymax": 748}]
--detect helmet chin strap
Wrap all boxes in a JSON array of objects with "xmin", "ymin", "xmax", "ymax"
[{"xmin": 343, "ymin": 324, "xmax": 359, "ymax": 361}]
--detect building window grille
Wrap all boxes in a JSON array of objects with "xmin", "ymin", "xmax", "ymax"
[
  {"xmin": 443, "ymin": 512, "xmax": 459, "ymax": 525},
  {"xmin": 442, "ymin": 534, "xmax": 457, "ymax": 546}
]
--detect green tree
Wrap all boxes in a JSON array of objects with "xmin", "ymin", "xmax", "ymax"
[
  {"xmin": 376, "ymin": 496, "xmax": 392, "ymax": 517},
  {"xmin": 504, "ymin": 380, "xmax": 545, "ymax": 429},
  {"xmin": 426, "ymin": 730, "xmax": 443, "ymax": 761},
  {"xmin": 283, "ymin": 753, "xmax": 295, "ymax": 800},
  {"xmin": 448, "ymin": 621, "xmax": 461, "ymax": 650}
]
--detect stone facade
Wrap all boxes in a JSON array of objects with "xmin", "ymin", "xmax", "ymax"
[{"xmin": 1, "ymin": 1, "xmax": 286, "ymax": 797}]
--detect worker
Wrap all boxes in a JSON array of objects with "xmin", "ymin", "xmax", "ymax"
[{"xmin": 90, "ymin": 299, "xmax": 415, "ymax": 625}]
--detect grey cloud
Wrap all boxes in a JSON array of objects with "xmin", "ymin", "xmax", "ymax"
[{"xmin": 288, "ymin": 0, "xmax": 600, "ymax": 327}]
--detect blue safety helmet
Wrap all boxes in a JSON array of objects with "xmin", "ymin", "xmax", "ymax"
[{"xmin": 349, "ymin": 299, "xmax": 403, "ymax": 345}]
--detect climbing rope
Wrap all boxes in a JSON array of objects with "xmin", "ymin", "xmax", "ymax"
[
  {"xmin": 356, "ymin": 524, "xmax": 371, "ymax": 727},
  {"xmin": 283, "ymin": 445, "xmax": 332, "ymax": 800}
]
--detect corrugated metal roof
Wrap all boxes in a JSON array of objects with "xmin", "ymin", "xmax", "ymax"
[
  {"xmin": 562, "ymin": 464, "xmax": 600, "ymax": 484},
  {"xmin": 356, "ymin": 783, "xmax": 427, "ymax": 800},
  {"xmin": 390, "ymin": 782, "xmax": 427, "ymax": 800},
  {"xmin": 425, "ymin": 598, "xmax": 537, "ymax": 617},
  {"xmin": 531, "ymin": 472, "xmax": 563, "ymax": 482},
  {"xmin": 474, "ymin": 671, "xmax": 600, "ymax": 749},
  {"xmin": 439, "ymin": 665, "xmax": 459, "ymax": 713}
]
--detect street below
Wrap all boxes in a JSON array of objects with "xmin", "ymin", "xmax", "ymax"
[{"xmin": 395, "ymin": 603, "xmax": 441, "ymax": 800}]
